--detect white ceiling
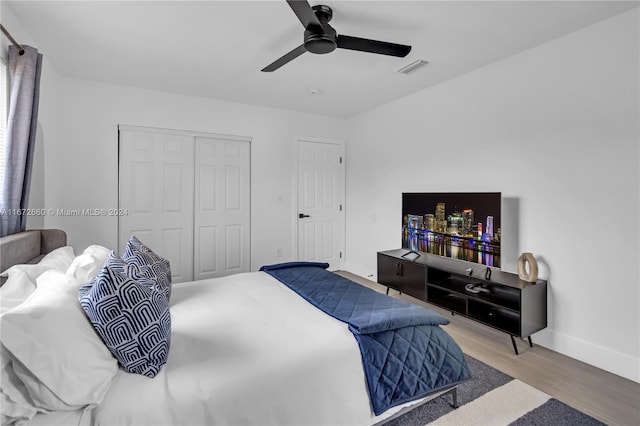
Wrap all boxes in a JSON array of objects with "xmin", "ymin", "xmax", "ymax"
[{"xmin": 5, "ymin": 0, "xmax": 638, "ymax": 117}]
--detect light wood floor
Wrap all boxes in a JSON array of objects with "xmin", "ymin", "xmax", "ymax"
[{"xmin": 336, "ymin": 271, "xmax": 640, "ymax": 426}]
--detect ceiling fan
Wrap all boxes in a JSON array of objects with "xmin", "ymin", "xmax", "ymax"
[{"xmin": 262, "ymin": 0, "xmax": 412, "ymax": 72}]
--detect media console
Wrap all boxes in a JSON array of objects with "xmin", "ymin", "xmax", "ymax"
[{"xmin": 377, "ymin": 249, "xmax": 547, "ymax": 354}]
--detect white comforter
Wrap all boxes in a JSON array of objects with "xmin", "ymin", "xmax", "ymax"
[
  {"xmin": 89, "ymin": 272, "xmax": 394, "ymax": 426},
  {"xmin": 24, "ymin": 271, "xmax": 434, "ymax": 426}
]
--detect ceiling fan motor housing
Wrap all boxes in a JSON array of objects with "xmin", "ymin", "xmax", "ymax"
[
  {"xmin": 304, "ymin": 5, "xmax": 336, "ymax": 54},
  {"xmin": 261, "ymin": 1, "xmax": 411, "ymax": 72}
]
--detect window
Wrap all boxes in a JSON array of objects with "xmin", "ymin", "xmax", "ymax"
[{"xmin": 0, "ymin": 56, "xmax": 7, "ymax": 191}]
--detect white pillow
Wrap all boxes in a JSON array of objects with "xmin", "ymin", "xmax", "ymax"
[
  {"xmin": 0, "ymin": 246, "xmax": 77, "ymax": 313},
  {"xmin": 82, "ymin": 245, "xmax": 111, "ymax": 259},
  {"xmin": 66, "ymin": 245, "xmax": 110, "ymax": 284},
  {"xmin": 1, "ymin": 246, "xmax": 76, "ymax": 281},
  {"xmin": 0, "ymin": 346, "xmax": 37, "ymax": 424},
  {"xmin": 0, "ymin": 270, "xmax": 118, "ymax": 411},
  {"xmin": 35, "ymin": 245, "xmax": 75, "ymax": 271},
  {"xmin": 0, "ymin": 269, "xmax": 36, "ymax": 314}
]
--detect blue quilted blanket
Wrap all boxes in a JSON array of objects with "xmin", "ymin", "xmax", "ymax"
[{"xmin": 260, "ymin": 262, "xmax": 471, "ymax": 415}]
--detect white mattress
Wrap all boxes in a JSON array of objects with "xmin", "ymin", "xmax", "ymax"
[{"xmin": 27, "ymin": 272, "xmax": 438, "ymax": 425}]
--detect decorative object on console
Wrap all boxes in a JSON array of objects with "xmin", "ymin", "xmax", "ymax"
[
  {"xmin": 517, "ymin": 252, "xmax": 539, "ymax": 283},
  {"xmin": 484, "ymin": 267, "xmax": 492, "ymax": 280},
  {"xmin": 464, "ymin": 283, "xmax": 490, "ymax": 295}
]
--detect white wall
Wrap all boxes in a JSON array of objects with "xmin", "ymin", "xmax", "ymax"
[
  {"xmin": 39, "ymin": 78, "xmax": 348, "ymax": 270},
  {"xmin": 345, "ymin": 9, "xmax": 639, "ymax": 382},
  {"xmin": 4, "ymin": 3, "xmax": 348, "ymax": 269},
  {"xmin": 3, "ymin": 2, "xmax": 349, "ymax": 267},
  {"xmin": 3, "ymin": 1, "xmax": 348, "ymax": 272}
]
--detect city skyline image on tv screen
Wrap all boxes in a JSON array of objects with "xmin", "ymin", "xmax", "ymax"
[{"xmin": 402, "ymin": 192, "xmax": 502, "ymax": 268}]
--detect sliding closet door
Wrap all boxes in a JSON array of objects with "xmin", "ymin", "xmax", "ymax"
[
  {"xmin": 119, "ymin": 126, "xmax": 251, "ymax": 283},
  {"xmin": 118, "ymin": 128, "xmax": 195, "ymax": 282},
  {"xmin": 194, "ymin": 136, "xmax": 250, "ymax": 280}
]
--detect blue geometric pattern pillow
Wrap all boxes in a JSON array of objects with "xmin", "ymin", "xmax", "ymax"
[
  {"xmin": 122, "ymin": 236, "xmax": 172, "ymax": 301},
  {"xmin": 78, "ymin": 260, "xmax": 171, "ymax": 378},
  {"xmin": 78, "ymin": 251, "xmax": 156, "ymax": 298}
]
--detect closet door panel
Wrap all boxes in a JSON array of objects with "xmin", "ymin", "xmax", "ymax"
[
  {"xmin": 225, "ymin": 224, "xmax": 242, "ymax": 271},
  {"xmin": 195, "ymin": 137, "xmax": 250, "ymax": 280},
  {"xmin": 198, "ymin": 226, "xmax": 218, "ymax": 274},
  {"xmin": 119, "ymin": 130, "xmax": 194, "ymax": 282},
  {"xmin": 120, "ymin": 127, "xmax": 250, "ymax": 283}
]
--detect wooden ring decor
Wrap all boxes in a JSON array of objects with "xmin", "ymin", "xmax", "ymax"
[{"xmin": 518, "ymin": 253, "xmax": 539, "ymax": 282}]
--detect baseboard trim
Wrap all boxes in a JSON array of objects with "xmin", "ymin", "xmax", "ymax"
[
  {"xmin": 534, "ymin": 328, "xmax": 639, "ymax": 383},
  {"xmin": 342, "ymin": 265, "xmax": 640, "ymax": 384}
]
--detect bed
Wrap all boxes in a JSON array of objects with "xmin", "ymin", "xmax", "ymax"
[
  {"xmin": 0, "ymin": 229, "xmax": 67, "ymax": 285},
  {"xmin": 0, "ymin": 230, "xmax": 471, "ymax": 426}
]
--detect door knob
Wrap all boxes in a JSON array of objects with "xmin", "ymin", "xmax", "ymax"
[{"xmin": 299, "ymin": 213, "xmax": 310, "ymax": 218}]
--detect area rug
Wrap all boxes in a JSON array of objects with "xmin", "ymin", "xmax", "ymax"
[{"xmin": 382, "ymin": 355, "xmax": 605, "ymax": 426}]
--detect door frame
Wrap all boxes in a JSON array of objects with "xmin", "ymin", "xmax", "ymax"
[{"xmin": 293, "ymin": 137, "xmax": 346, "ymax": 270}]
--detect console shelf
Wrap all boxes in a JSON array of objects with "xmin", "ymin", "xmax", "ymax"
[{"xmin": 377, "ymin": 249, "xmax": 547, "ymax": 354}]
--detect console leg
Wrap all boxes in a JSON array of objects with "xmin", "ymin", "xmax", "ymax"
[
  {"xmin": 385, "ymin": 287, "xmax": 390, "ymax": 295},
  {"xmin": 510, "ymin": 335, "xmax": 519, "ymax": 355},
  {"xmin": 528, "ymin": 336, "xmax": 533, "ymax": 348}
]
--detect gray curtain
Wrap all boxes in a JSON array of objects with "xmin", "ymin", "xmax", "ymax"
[{"xmin": 0, "ymin": 45, "xmax": 43, "ymax": 237}]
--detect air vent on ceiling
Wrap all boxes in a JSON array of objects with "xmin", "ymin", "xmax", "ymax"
[{"xmin": 397, "ymin": 59, "xmax": 429, "ymax": 74}]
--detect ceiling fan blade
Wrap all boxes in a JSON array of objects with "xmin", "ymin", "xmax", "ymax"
[
  {"xmin": 261, "ymin": 44, "xmax": 307, "ymax": 72},
  {"xmin": 336, "ymin": 34, "xmax": 411, "ymax": 57},
  {"xmin": 286, "ymin": 0, "xmax": 323, "ymax": 31}
]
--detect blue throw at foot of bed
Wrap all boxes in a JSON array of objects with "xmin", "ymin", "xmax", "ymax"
[{"xmin": 260, "ymin": 262, "xmax": 472, "ymax": 415}]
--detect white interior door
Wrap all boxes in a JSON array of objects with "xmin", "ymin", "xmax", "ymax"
[
  {"xmin": 297, "ymin": 139, "xmax": 345, "ymax": 269},
  {"xmin": 118, "ymin": 128, "xmax": 194, "ymax": 282},
  {"xmin": 194, "ymin": 136, "xmax": 250, "ymax": 280}
]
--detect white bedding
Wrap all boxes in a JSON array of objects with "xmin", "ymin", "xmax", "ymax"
[
  {"xmin": 18, "ymin": 271, "xmax": 442, "ymax": 426},
  {"xmin": 77, "ymin": 271, "xmax": 426, "ymax": 426},
  {"xmin": 90, "ymin": 271, "xmax": 373, "ymax": 425}
]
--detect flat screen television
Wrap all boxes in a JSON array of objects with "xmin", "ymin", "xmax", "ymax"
[{"xmin": 402, "ymin": 192, "xmax": 501, "ymax": 268}]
